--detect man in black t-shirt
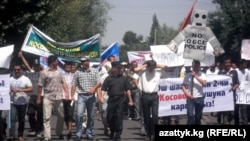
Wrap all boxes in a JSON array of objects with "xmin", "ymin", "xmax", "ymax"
[{"xmin": 100, "ymin": 62, "xmax": 133, "ymax": 141}]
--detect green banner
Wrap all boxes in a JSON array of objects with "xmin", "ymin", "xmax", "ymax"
[{"xmin": 21, "ymin": 25, "xmax": 100, "ymax": 59}]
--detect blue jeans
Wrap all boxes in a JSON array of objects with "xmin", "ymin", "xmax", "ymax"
[
  {"xmin": 186, "ymin": 97, "xmax": 204, "ymax": 125},
  {"xmin": 129, "ymin": 89, "xmax": 141, "ymax": 118},
  {"xmin": 100, "ymin": 94, "xmax": 109, "ymax": 129},
  {"xmin": 76, "ymin": 94, "xmax": 96, "ymax": 138}
]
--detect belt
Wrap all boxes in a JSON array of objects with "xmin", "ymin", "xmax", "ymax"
[
  {"xmin": 131, "ymin": 87, "xmax": 139, "ymax": 90},
  {"xmin": 142, "ymin": 91, "xmax": 157, "ymax": 95},
  {"xmin": 78, "ymin": 93, "xmax": 89, "ymax": 96},
  {"xmin": 109, "ymin": 95, "xmax": 124, "ymax": 98}
]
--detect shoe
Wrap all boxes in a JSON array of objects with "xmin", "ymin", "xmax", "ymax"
[
  {"xmin": 29, "ymin": 131, "xmax": 36, "ymax": 136},
  {"xmin": 86, "ymin": 135, "xmax": 94, "ymax": 140},
  {"xmin": 36, "ymin": 132, "xmax": 43, "ymax": 138},
  {"xmin": 113, "ymin": 137, "xmax": 121, "ymax": 141},
  {"xmin": 67, "ymin": 133, "xmax": 72, "ymax": 140},
  {"xmin": 104, "ymin": 128, "xmax": 109, "ymax": 136},
  {"xmin": 145, "ymin": 136, "xmax": 151, "ymax": 141},
  {"xmin": 109, "ymin": 132, "xmax": 114, "ymax": 139},
  {"xmin": 44, "ymin": 138, "xmax": 51, "ymax": 141},
  {"xmin": 133, "ymin": 117, "xmax": 141, "ymax": 121},
  {"xmin": 58, "ymin": 134, "xmax": 64, "ymax": 140},
  {"xmin": 7, "ymin": 136, "xmax": 15, "ymax": 141},
  {"xmin": 75, "ymin": 137, "xmax": 81, "ymax": 141},
  {"xmin": 18, "ymin": 137, "xmax": 24, "ymax": 141},
  {"xmin": 141, "ymin": 126, "xmax": 146, "ymax": 136}
]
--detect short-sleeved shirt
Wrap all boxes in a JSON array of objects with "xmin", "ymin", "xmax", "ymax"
[
  {"xmin": 218, "ymin": 68, "xmax": 240, "ymax": 101},
  {"xmin": 24, "ymin": 71, "xmax": 40, "ymax": 96},
  {"xmin": 63, "ymin": 72, "xmax": 75, "ymax": 99},
  {"xmin": 38, "ymin": 68, "xmax": 65, "ymax": 100},
  {"xmin": 138, "ymin": 68, "xmax": 164, "ymax": 93},
  {"xmin": 10, "ymin": 75, "xmax": 32, "ymax": 105},
  {"xmin": 101, "ymin": 74, "xmax": 132, "ymax": 96},
  {"xmin": 218, "ymin": 68, "xmax": 239, "ymax": 94},
  {"xmin": 72, "ymin": 67, "xmax": 99, "ymax": 94},
  {"xmin": 126, "ymin": 70, "xmax": 139, "ymax": 88},
  {"xmin": 183, "ymin": 71, "xmax": 206, "ymax": 98}
]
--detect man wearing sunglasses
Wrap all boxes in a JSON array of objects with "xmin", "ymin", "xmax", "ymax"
[{"xmin": 9, "ymin": 64, "xmax": 33, "ymax": 141}]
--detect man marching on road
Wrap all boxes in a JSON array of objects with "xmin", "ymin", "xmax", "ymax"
[
  {"xmin": 100, "ymin": 62, "xmax": 133, "ymax": 141},
  {"xmin": 71, "ymin": 56, "xmax": 100, "ymax": 141}
]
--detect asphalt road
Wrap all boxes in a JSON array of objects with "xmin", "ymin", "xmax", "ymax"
[{"xmin": 4, "ymin": 112, "xmax": 219, "ymax": 141}]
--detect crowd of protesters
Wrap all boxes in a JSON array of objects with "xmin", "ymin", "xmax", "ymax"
[{"xmin": 1, "ymin": 52, "xmax": 250, "ymax": 141}]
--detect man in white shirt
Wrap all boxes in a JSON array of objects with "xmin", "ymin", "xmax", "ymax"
[
  {"xmin": 181, "ymin": 60, "xmax": 207, "ymax": 125},
  {"xmin": 137, "ymin": 60, "xmax": 166, "ymax": 141},
  {"xmin": 10, "ymin": 64, "xmax": 33, "ymax": 141}
]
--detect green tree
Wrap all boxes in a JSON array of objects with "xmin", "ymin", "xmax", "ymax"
[
  {"xmin": 122, "ymin": 31, "xmax": 140, "ymax": 46},
  {"xmin": 157, "ymin": 24, "xmax": 178, "ymax": 45},
  {"xmin": 0, "ymin": 0, "xmax": 111, "ymax": 54},
  {"xmin": 119, "ymin": 31, "xmax": 149, "ymax": 61},
  {"xmin": 148, "ymin": 14, "xmax": 160, "ymax": 45},
  {"xmin": 43, "ymin": 0, "xmax": 111, "ymax": 42},
  {"xmin": 210, "ymin": 0, "xmax": 250, "ymax": 62},
  {"xmin": 0, "ymin": 0, "xmax": 50, "ymax": 48}
]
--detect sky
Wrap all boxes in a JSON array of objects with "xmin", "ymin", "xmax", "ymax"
[{"xmin": 101, "ymin": 0, "xmax": 218, "ymax": 46}]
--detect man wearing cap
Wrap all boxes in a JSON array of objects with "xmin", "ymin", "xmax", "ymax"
[
  {"xmin": 100, "ymin": 61, "xmax": 133, "ymax": 141},
  {"xmin": 71, "ymin": 56, "xmax": 100, "ymax": 141}
]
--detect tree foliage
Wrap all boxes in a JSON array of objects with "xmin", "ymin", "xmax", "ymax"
[
  {"xmin": 43, "ymin": 0, "xmax": 111, "ymax": 42},
  {"xmin": 119, "ymin": 31, "xmax": 150, "ymax": 61},
  {"xmin": 0, "ymin": 0, "xmax": 111, "ymax": 52},
  {"xmin": 119, "ymin": 14, "xmax": 178, "ymax": 62},
  {"xmin": 0, "ymin": 0, "xmax": 50, "ymax": 48},
  {"xmin": 156, "ymin": 24, "xmax": 178, "ymax": 45},
  {"xmin": 210, "ymin": 0, "xmax": 250, "ymax": 62},
  {"xmin": 148, "ymin": 14, "xmax": 160, "ymax": 45}
]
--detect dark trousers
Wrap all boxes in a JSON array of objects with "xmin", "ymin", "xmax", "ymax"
[
  {"xmin": 0, "ymin": 110, "xmax": 3, "ymax": 140},
  {"xmin": 63, "ymin": 99, "xmax": 75, "ymax": 122},
  {"xmin": 107, "ymin": 95, "xmax": 126, "ymax": 139},
  {"xmin": 27, "ymin": 95, "xmax": 43, "ymax": 133},
  {"xmin": 141, "ymin": 92, "xmax": 159, "ymax": 140},
  {"xmin": 220, "ymin": 101, "xmax": 240, "ymax": 125},
  {"xmin": 186, "ymin": 97, "xmax": 204, "ymax": 125},
  {"xmin": 10, "ymin": 104, "xmax": 27, "ymax": 137}
]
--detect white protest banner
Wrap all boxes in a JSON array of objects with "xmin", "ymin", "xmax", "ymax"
[
  {"xmin": 241, "ymin": 39, "xmax": 250, "ymax": 60},
  {"xmin": 158, "ymin": 75, "xmax": 234, "ymax": 117},
  {"xmin": 236, "ymin": 81, "xmax": 250, "ymax": 104},
  {"xmin": 0, "ymin": 45, "xmax": 14, "ymax": 69},
  {"xmin": 0, "ymin": 74, "xmax": 11, "ymax": 110},
  {"xmin": 127, "ymin": 51, "xmax": 151, "ymax": 66},
  {"xmin": 150, "ymin": 45, "xmax": 184, "ymax": 67},
  {"xmin": 152, "ymin": 42, "xmax": 214, "ymax": 67}
]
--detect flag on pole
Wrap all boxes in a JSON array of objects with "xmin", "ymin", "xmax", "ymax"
[
  {"xmin": 179, "ymin": 0, "xmax": 196, "ymax": 31},
  {"xmin": 100, "ymin": 42, "xmax": 119, "ymax": 66}
]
